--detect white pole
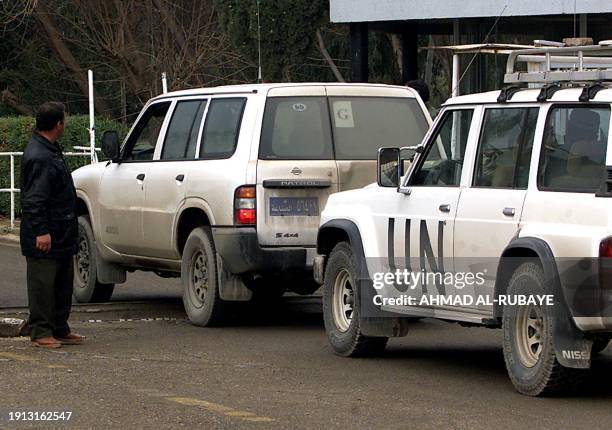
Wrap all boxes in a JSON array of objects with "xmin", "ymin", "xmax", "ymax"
[
  {"xmin": 162, "ymin": 72, "xmax": 168, "ymax": 94},
  {"xmin": 10, "ymin": 154, "xmax": 14, "ymax": 231},
  {"xmin": 88, "ymin": 69, "xmax": 96, "ymax": 164},
  {"xmin": 452, "ymin": 53, "xmax": 460, "ymax": 98}
]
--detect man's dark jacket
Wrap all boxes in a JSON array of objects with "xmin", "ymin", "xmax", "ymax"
[{"xmin": 20, "ymin": 133, "xmax": 78, "ymax": 259}]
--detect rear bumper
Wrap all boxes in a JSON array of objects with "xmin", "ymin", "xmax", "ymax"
[{"xmin": 211, "ymin": 227, "xmax": 315, "ymax": 274}]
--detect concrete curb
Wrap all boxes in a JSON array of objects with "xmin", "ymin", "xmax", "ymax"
[
  {"xmin": 0, "ymin": 233, "xmax": 19, "ymax": 244},
  {"xmin": 0, "ymin": 318, "xmax": 26, "ymax": 337}
]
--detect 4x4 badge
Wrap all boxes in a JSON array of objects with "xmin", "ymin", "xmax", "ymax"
[{"xmin": 291, "ymin": 167, "xmax": 302, "ymax": 175}]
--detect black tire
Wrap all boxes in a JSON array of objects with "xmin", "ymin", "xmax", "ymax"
[
  {"xmin": 73, "ymin": 216, "xmax": 115, "ymax": 303},
  {"xmin": 592, "ymin": 338, "xmax": 610, "ymax": 354},
  {"xmin": 502, "ymin": 261, "xmax": 583, "ymax": 396},
  {"xmin": 322, "ymin": 242, "xmax": 388, "ymax": 357},
  {"xmin": 181, "ymin": 227, "xmax": 225, "ymax": 326}
]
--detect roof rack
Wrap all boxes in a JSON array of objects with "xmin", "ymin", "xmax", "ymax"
[{"xmin": 505, "ymin": 41, "xmax": 612, "ymax": 84}]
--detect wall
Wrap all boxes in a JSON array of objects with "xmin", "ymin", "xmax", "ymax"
[{"xmin": 330, "ymin": 0, "xmax": 612, "ymax": 22}]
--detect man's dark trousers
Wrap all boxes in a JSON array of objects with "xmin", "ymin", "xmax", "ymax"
[{"xmin": 26, "ymin": 257, "xmax": 73, "ymax": 339}]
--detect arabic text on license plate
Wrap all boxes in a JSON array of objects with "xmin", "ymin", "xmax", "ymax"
[{"xmin": 269, "ymin": 197, "xmax": 318, "ymax": 216}]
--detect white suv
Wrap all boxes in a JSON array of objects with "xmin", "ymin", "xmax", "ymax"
[
  {"xmin": 315, "ymin": 45, "xmax": 612, "ymax": 396},
  {"xmin": 71, "ymin": 83, "xmax": 430, "ymax": 326}
]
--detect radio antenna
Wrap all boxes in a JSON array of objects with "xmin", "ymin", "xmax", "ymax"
[
  {"xmin": 256, "ymin": 0, "xmax": 263, "ymax": 83},
  {"xmin": 451, "ymin": 4, "xmax": 507, "ymax": 96}
]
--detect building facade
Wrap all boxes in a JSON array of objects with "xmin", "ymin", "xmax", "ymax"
[{"xmin": 330, "ymin": 0, "xmax": 612, "ymax": 95}]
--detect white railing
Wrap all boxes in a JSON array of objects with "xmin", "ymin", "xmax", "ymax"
[{"xmin": 0, "ymin": 148, "xmax": 100, "ymax": 231}]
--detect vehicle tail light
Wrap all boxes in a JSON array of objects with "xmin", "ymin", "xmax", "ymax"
[
  {"xmin": 234, "ymin": 185, "xmax": 256, "ymax": 225},
  {"xmin": 598, "ymin": 237, "xmax": 612, "ymax": 289}
]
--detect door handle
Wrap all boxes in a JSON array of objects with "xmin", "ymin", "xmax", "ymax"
[
  {"xmin": 136, "ymin": 173, "xmax": 146, "ymax": 181},
  {"xmin": 503, "ymin": 207, "xmax": 516, "ymax": 217},
  {"xmin": 175, "ymin": 174, "xmax": 185, "ymax": 182},
  {"xmin": 439, "ymin": 204, "xmax": 451, "ymax": 213}
]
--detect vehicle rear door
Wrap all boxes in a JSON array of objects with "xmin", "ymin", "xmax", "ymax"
[
  {"xmin": 325, "ymin": 85, "xmax": 431, "ymax": 191},
  {"xmin": 454, "ymin": 105, "xmax": 540, "ymax": 311},
  {"xmin": 256, "ymin": 86, "xmax": 339, "ymax": 246}
]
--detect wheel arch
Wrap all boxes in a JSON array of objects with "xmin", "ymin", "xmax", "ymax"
[{"xmin": 175, "ymin": 203, "xmax": 214, "ymax": 256}]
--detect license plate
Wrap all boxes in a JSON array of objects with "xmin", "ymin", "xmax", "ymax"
[{"xmin": 269, "ymin": 197, "xmax": 319, "ymax": 216}]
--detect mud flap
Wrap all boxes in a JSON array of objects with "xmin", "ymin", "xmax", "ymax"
[
  {"xmin": 552, "ymin": 307, "xmax": 593, "ymax": 369},
  {"xmin": 359, "ymin": 278, "xmax": 409, "ymax": 338},
  {"xmin": 96, "ymin": 254, "xmax": 126, "ymax": 284},
  {"xmin": 216, "ymin": 254, "xmax": 252, "ymax": 301}
]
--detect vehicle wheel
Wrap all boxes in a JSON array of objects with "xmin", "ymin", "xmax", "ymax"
[
  {"xmin": 323, "ymin": 242, "xmax": 388, "ymax": 357},
  {"xmin": 592, "ymin": 338, "xmax": 609, "ymax": 354},
  {"xmin": 502, "ymin": 261, "xmax": 583, "ymax": 396},
  {"xmin": 73, "ymin": 216, "xmax": 115, "ymax": 303},
  {"xmin": 181, "ymin": 227, "xmax": 225, "ymax": 326}
]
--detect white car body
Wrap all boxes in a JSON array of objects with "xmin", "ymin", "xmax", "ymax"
[
  {"xmin": 72, "ymin": 83, "xmax": 431, "ymax": 300},
  {"xmin": 318, "ymin": 87, "xmax": 612, "ymax": 333}
]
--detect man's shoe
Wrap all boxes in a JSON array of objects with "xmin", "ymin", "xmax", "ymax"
[
  {"xmin": 56, "ymin": 333, "xmax": 85, "ymax": 345},
  {"xmin": 31, "ymin": 336, "xmax": 62, "ymax": 349}
]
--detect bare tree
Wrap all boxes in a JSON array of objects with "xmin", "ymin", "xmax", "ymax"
[{"xmin": 2, "ymin": 0, "xmax": 251, "ymax": 116}]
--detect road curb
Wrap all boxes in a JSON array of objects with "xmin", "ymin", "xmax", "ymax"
[
  {"xmin": 0, "ymin": 233, "xmax": 19, "ymax": 244},
  {"xmin": 0, "ymin": 317, "xmax": 26, "ymax": 337}
]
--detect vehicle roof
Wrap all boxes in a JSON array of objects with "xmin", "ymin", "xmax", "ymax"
[
  {"xmin": 151, "ymin": 82, "xmax": 419, "ymax": 101},
  {"xmin": 444, "ymin": 86, "xmax": 612, "ymax": 106}
]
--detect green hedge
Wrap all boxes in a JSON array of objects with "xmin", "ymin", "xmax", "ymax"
[{"xmin": 0, "ymin": 115, "xmax": 128, "ymax": 217}]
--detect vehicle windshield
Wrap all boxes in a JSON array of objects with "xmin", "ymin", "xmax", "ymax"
[{"xmin": 259, "ymin": 96, "xmax": 428, "ymax": 160}]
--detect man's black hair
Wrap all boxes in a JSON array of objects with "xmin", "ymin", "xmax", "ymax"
[
  {"xmin": 405, "ymin": 79, "xmax": 430, "ymax": 104},
  {"xmin": 36, "ymin": 102, "xmax": 66, "ymax": 132}
]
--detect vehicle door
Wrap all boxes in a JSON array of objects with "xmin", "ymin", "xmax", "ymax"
[
  {"xmin": 140, "ymin": 98, "xmax": 208, "ymax": 259},
  {"xmin": 372, "ymin": 108, "xmax": 476, "ymax": 315},
  {"xmin": 256, "ymin": 86, "xmax": 339, "ymax": 247},
  {"xmin": 454, "ymin": 106, "xmax": 540, "ymax": 311},
  {"xmin": 98, "ymin": 101, "xmax": 171, "ymax": 256}
]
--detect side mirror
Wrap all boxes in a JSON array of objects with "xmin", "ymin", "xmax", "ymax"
[
  {"xmin": 101, "ymin": 130, "xmax": 120, "ymax": 162},
  {"xmin": 377, "ymin": 147, "xmax": 401, "ymax": 188}
]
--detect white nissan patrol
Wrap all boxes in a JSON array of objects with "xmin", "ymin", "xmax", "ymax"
[
  {"xmin": 315, "ymin": 44, "xmax": 612, "ymax": 396},
  {"xmin": 71, "ymin": 83, "xmax": 430, "ymax": 326}
]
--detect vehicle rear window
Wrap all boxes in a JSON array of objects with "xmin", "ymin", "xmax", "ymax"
[
  {"xmin": 329, "ymin": 97, "xmax": 429, "ymax": 160},
  {"xmin": 538, "ymin": 105, "xmax": 611, "ymax": 193},
  {"xmin": 259, "ymin": 96, "xmax": 428, "ymax": 161},
  {"xmin": 259, "ymin": 97, "xmax": 333, "ymax": 160}
]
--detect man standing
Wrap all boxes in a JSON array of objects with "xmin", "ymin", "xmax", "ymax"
[{"xmin": 20, "ymin": 102, "xmax": 84, "ymax": 348}]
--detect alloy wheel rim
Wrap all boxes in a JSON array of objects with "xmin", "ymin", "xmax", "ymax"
[
  {"xmin": 515, "ymin": 305, "xmax": 545, "ymax": 368},
  {"xmin": 332, "ymin": 269, "xmax": 354, "ymax": 332},
  {"xmin": 190, "ymin": 251, "xmax": 208, "ymax": 306},
  {"xmin": 76, "ymin": 235, "xmax": 90, "ymax": 285}
]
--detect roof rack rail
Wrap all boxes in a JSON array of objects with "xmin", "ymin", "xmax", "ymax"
[{"xmin": 504, "ymin": 42, "xmax": 612, "ymax": 85}]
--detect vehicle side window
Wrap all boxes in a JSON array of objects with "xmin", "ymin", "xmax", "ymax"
[
  {"xmin": 161, "ymin": 100, "xmax": 207, "ymax": 160},
  {"xmin": 538, "ymin": 105, "xmax": 611, "ymax": 193},
  {"xmin": 123, "ymin": 102, "xmax": 171, "ymax": 161},
  {"xmin": 473, "ymin": 107, "xmax": 539, "ymax": 189},
  {"xmin": 409, "ymin": 109, "xmax": 473, "ymax": 187},
  {"xmin": 199, "ymin": 98, "xmax": 246, "ymax": 159}
]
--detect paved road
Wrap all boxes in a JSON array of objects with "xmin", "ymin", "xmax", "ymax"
[
  {"xmin": 0, "ymin": 238, "xmax": 182, "ymax": 308},
  {"xmin": 1, "ymin": 240, "xmax": 612, "ymax": 429}
]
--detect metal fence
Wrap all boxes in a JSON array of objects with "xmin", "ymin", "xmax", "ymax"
[{"xmin": 0, "ymin": 146, "xmax": 99, "ymax": 231}]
